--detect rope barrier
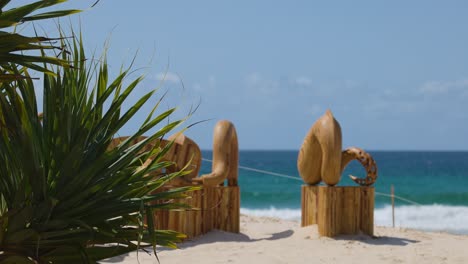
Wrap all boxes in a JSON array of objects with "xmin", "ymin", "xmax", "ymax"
[
  {"xmin": 373, "ymin": 192, "xmax": 421, "ymax": 206},
  {"xmin": 201, "ymin": 158, "xmax": 422, "ymax": 206},
  {"xmin": 237, "ymin": 165, "xmax": 303, "ymax": 181}
]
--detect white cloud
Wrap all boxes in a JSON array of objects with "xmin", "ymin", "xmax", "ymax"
[
  {"xmin": 364, "ymin": 100, "xmax": 421, "ymax": 116},
  {"xmin": 294, "ymin": 76, "xmax": 312, "ymax": 86},
  {"xmin": 420, "ymin": 79, "xmax": 468, "ymax": 96},
  {"xmin": 420, "ymin": 81, "xmax": 450, "ymax": 94},
  {"xmin": 154, "ymin": 72, "xmax": 180, "ymax": 83},
  {"xmin": 245, "ymin": 72, "xmax": 262, "ymax": 86},
  {"xmin": 189, "ymin": 75, "xmax": 217, "ymax": 94},
  {"xmin": 244, "ymin": 73, "xmax": 280, "ymax": 95}
]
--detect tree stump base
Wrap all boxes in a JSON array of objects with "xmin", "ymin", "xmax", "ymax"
[
  {"xmin": 153, "ymin": 186, "xmax": 240, "ymax": 239},
  {"xmin": 301, "ymin": 185, "xmax": 374, "ymax": 237}
]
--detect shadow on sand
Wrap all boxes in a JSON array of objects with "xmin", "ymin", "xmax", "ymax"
[
  {"xmin": 180, "ymin": 229, "xmax": 295, "ymax": 245},
  {"xmin": 101, "ymin": 229, "xmax": 295, "ymax": 262},
  {"xmin": 334, "ymin": 234, "xmax": 420, "ymax": 246}
]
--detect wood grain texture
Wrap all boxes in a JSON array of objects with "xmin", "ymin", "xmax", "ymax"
[
  {"xmin": 110, "ymin": 120, "xmax": 240, "ymax": 239},
  {"xmin": 152, "ymin": 186, "xmax": 240, "ymax": 239},
  {"xmin": 163, "ymin": 133, "xmax": 202, "ymax": 186},
  {"xmin": 341, "ymin": 147, "xmax": 378, "ymax": 186},
  {"xmin": 297, "ymin": 111, "xmax": 378, "ymax": 187},
  {"xmin": 109, "ymin": 135, "xmax": 202, "ymax": 186},
  {"xmin": 297, "ymin": 110, "xmax": 343, "ymax": 186},
  {"xmin": 197, "ymin": 120, "xmax": 239, "ymax": 187},
  {"xmin": 301, "ymin": 185, "xmax": 374, "ymax": 237}
]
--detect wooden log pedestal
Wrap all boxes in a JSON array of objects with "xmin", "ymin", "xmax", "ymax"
[
  {"xmin": 301, "ymin": 185, "xmax": 374, "ymax": 237},
  {"xmin": 153, "ymin": 186, "xmax": 240, "ymax": 239}
]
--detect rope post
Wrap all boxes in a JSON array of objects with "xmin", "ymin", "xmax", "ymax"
[{"xmin": 391, "ymin": 184, "xmax": 395, "ymax": 228}]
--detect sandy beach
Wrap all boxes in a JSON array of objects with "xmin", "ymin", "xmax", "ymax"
[{"xmin": 102, "ymin": 214, "xmax": 468, "ymax": 264}]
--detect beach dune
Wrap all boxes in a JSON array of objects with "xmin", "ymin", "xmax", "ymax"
[{"xmin": 102, "ymin": 214, "xmax": 468, "ymax": 264}]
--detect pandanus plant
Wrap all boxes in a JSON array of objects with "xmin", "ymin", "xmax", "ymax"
[
  {"xmin": 0, "ymin": 35, "xmax": 197, "ymax": 263},
  {"xmin": 0, "ymin": 0, "xmax": 83, "ymax": 81}
]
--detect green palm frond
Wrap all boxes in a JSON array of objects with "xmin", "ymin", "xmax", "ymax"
[
  {"xmin": 0, "ymin": 34, "xmax": 197, "ymax": 263},
  {"xmin": 0, "ymin": 0, "xmax": 82, "ymax": 81}
]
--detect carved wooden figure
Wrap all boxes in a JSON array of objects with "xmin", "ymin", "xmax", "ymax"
[
  {"xmin": 159, "ymin": 120, "xmax": 240, "ymax": 238},
  {"xmin": 108, "ymin": 135, "xmax": 202, "ymax": 185},
  {"xmin": 192, "ymin": 120, "xmax": 239, "ymax": 187},
  {"xmin": 297, "ymin": 110, "xmax": 343, "ymax": 186},
  {"xmin": 163, "ymin": 133, "xmax": 202, "ymax": 186},
  {"xmin": 110, "ymin": 120, "xmax": 240, "ymax": 238},
  {"xmin": 297, "ymin": 110, "xmax": 377, "ymax": 186},
  {"xmin": 298, "ymin": 110, "xmax": 378, "ymax": 237},
  {"xmin": 341, "ymin": 147, "xmax": 378, "ymax": 186}
]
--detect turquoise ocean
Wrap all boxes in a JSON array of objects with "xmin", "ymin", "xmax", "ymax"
[{"xmin": 200, "ymin": 151, "xmax": 468, "ymax": 235}]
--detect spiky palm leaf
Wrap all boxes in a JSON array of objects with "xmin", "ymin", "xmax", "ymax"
[
  {"xmin": 0, "ymin": 34, "xmax": 197, "ymax": 263},
  {"xmin": 0, "ymin": 0, "xmax": 82, "ymax": 81}
]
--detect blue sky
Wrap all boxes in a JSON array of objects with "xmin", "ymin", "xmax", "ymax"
[{"xmin": 20, "ymin": 1, "xmax": 468, "ymax": 150}]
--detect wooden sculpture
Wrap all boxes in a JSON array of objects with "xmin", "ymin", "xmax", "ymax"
[
  {"xmin": 108, "ymin": 136, "xmax": 161, "ymax": 177},
  {"xmin": 297, "ymin": 110, "xmax": 377, "ymax": 186},
  {"xmin": 112, "ymin": 120, "xmax": 240, "ymax": 238},
  {"xmin": 298, "ymin": 110, "xmax": 378, "ymax": 237},
  {"xmin": 297, "ymin": 110, "xmax": 343, "ymax": 186},
  {"xmin": 192, "ymin": 120, "xmax": 239, "ymax": 187},
  {"xmin": 110, "ymin": 120, "xmax": 239, "ymax": 188},
  {"xmin": 162, "ymin": 133, "xmax": 202, "ymax": 186},
  {"xmin": 157, "ymin": 120, "xmax": 239, "ymax": 238},
  {"xmin": 341, "ymin": 147, "xmax": 378, "ymax": 186},
  {"xmin": 108, "ymin": 135, "xmax": 202, "ymax": 185}
]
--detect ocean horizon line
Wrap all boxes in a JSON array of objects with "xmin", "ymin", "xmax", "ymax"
[{"xmin": 200, "ymin": 149, "xmax": 468, "ymax": 152}]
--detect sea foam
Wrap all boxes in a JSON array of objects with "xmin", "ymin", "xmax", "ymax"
[
  {"xmin": 241, "ymin": 207, "xmax": 301, "ymax": 221},
  {"xmin": 241, "ymin": 204, "xmax": 468, "ymax": 235},
  {"xmin": 375, "ymin": 204, "xmax": 468, "ymax": 234}
]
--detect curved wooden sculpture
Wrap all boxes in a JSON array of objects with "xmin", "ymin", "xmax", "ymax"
[
  {"xmin": 297, "ymin": 110, "xmax": 377, "ymax": 186},
  {"xmin": 109, "ymin": 120, "xmax": 238, "ymax": 187},
  {"xmin": 297, "ymin": 110, "xmax": 343, "ymax": 186},
  {"xmin": 163, "ymin": 133, "xmax": 202, "ymax": 186},
  {"xmin": 109, "ymin": 135, "xmax": 202, "ymax": 186},
  {"xmin": 193, "ymin": 120, "xmax": 239, "ymax": 187},
  {"xmin": 341, "ymin": 147, "xmax": 377, "ymax": 186},
  {"xmin": 110, "ymin": 120, "xmax": 240, "ymax": 238},
  {"xmin": 109, "ymin": 136, "xmax": 158, "ymax": 174}
]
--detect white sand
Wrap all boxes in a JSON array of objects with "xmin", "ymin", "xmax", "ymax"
[{"xmin": 102, "ymin": 215, "xmax": 468, "ymax": 264}]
